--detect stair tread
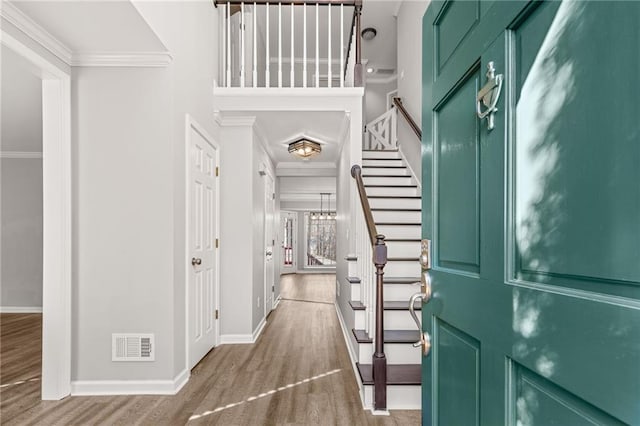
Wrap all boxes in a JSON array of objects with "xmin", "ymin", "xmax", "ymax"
[
  {"xmin": 362, "ymin": 175, "xmax": 411, "ymax": 179},
  {"xmin": 362, "ymin": 158, "xmax": 404, "ymax": 161},
  {"xmin": 349, "ymin": 300, "xmax": 421, "ymax": 311},
  {"xmin": 384, "ymin": 277, "xmax": 421, "ymax": 284},
  {"xmin": 345, "ymin": 255, "xmax": 357, "ymax": 261},
  {"xmin": 347, "ymin": 276, "xmax": 421, "ymax": 285},
  {"xmin": 356, "ymin": 363, "xmax": 421, "ymax": 386},
  {"xmin": 368, "ymin": 196, "xmax": 421, "ymax": 199},
  {"xmin": 362, "ymin": 149, "xmax": 399, "ymax": 152},
  {"xmin": 385, "ymin": 239, "xmax": 421, "ymax": 242},
  {"xmin": 352, "ymin": 329, "xmax": 420, "ymax": 344},
  {"xmin": 365, "ymin": 184, "xmax": 418, "ymax": 188},
  {"xmin": 362, "ymin": 165, "xmax": 407, "ymax": 169},
  {"xmin": 387, "ymin": 257, "xmax": 419, "ymax": 262},
  {"xmin": 371, "ymin": 208, "xmax": 421, "ymax": 212},
  {"xmin": 376, "ymin": 222, "xmax": 421, "ymax": 226}
]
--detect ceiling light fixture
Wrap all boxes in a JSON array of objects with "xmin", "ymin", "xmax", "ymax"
[
  {"xmin": 361, "ymin": 27, "xmax": 377, "ymax": 41},
  {"xmin": 288, "ymin": 138, "xmax": 322, "ymax": 159},
  {"xmin": 367, "ymin": 67, "xmax": 375, "ymax": 74}
]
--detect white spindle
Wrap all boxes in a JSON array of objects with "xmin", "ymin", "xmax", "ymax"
[
  {"xmin": 327, "ymin": 4, "xmax": 331, "ymax": 88},
  {"xmin": 222, "ymin": 5, "xmax": 226, "ymax": 87},
  {"xmin": 290, "ymin": 3, "xmax": 294, "ymax": 87},
  {"xmin": 266, "ymin": 4, "xmax": 270, "ymax": 87},
  {"xmin": 241, "ymin": 3, "xmax": 245, "ymax": 87},
  {"xmin": 303, "ymin": 5, "xmax": 307, "ymax": 88},
  {"xmin": 315, "ymin": 3, "xmax": 319, "ymax": 87},
  {"xmin": 340, "ymin": 4, "xmax": 344, "ymax": 87},
  {"xmin": 278, "ymin": 3, "xmax": 282, "ymax": 88},
  {"xmin": 253, "ymin": 3, "xmax": 257, "ymax": 87},
  {"xmin": 226, "ymin": 4, "xmax": 231, "ymax": 87}
]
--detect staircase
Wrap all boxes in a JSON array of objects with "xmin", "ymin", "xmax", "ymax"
[{"xmin": 347, "ymin": 148, "xmax": 422, "ymax": 410}]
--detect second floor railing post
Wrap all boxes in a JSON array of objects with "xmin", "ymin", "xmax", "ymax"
[{"xmin": 354, "ymin": 0, "xmax": 363, "ymax": 87}]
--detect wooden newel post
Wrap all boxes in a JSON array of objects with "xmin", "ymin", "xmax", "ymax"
[{"xmin": 372, "ymin": 233, "xmax": 387, "ymax": 411}]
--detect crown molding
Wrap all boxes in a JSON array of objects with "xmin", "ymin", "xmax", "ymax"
[
  {"xmin": 1, "ymin": 1, "xmax": 73, "ymax": 63},
  {"xmin": 70, "ymin": 52, "xmax": 173, "ymax": 67},
  {"xmin": 1, "ymin": 3, "xmax": 172, "ymax": 67}
]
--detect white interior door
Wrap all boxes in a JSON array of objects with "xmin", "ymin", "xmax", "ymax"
[
  {"xmin": 188, "ymin": 123, "xmax": 219, "ymax": 369},
  {"xmin": 264, "ymin": 172, "xmax": 275, "ymax": 314}
]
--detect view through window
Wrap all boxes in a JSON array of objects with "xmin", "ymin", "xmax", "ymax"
[{"xmin": 306, "ymin": 212, "xmax": 336, "ymax": 266}]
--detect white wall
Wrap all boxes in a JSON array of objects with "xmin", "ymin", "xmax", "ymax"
[
  {"xmin": 252, "ymin": 131, "xmax": 276, "ymax": 331},
  {"xmin": 132, "ymin": 1, "xmax": 220, "ymax": 377},
  {"xmin": 364, "ymin": 80, "xmax": 396, "ymax": 124},
  {"xmin": 1, "ymin": 47, "xmax": 44, "ymax": 310},
  {"xmin": 72, "ymin": 66, "xmax": 174, "ymax": 381},
  {"xmin": 396, "ymin": 0, "xmax": 430, "ymax": 183},
  {"xmin": 218, "ymin": 124, "xmax": 254, "ymax": 336},
  {"xmin": 70, "ymin": 1, "xmax": 221, "ymax": 384}
]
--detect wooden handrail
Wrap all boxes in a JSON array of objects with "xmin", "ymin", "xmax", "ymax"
[
  {"xmin": 393, "ymin": 97, "xmax": 422, "ymax": 140},
  {"xmin": 343, "ymin": 7, "xmax": 357, "ymax": 80},
  {"xmin": 351, "ymin": 164, "xmax": 388, "ymax": 411}
]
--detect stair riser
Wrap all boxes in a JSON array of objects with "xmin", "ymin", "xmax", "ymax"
[
  {"xmin": 350, "ymin": 283, "xmax": 421, "ymax": 302},
  {"xmin": 354, "ymin": 310, "xmax": 420, "ymax": 330},
  {"xmin": 363, "ymin": 176, "xmax": 414, "ymax": 186},
  {"xmin": 358, "ymin": 343, "xmax": 422, "ymax": 365},
  {"xmin": 369, "ymin": 198, "xmax": 421, "ymax": 209},
  {"xmin": 366, "ymin": 186, "xmax": 419, "ymax": 197},
  {"xmin": 362, "ymin": 150, "xmax": 401, "ymax": 159},
  {"xmin": 385, "ymin": 261, "xmax": 420, "ymax": 277},
  {"xmin": 372, "ymin": 210, "xmax": 421, "ymax": 223},
  {"xmin": 386, "ymin": 241, "xmax": 422, "ymax": 258},
  {"xmin": 377, "ymin": 225, "xmax": 421, "ymax": 240},
  {"xmin": 362, "ymin": 159, "xmax": 404, "ymax": 167},
  {"xmin": 362, "ymin": 385, "xmax": 421, "ymax": 410},
  {"xmin": 362, "ymin": 167, "xmax": 410, "ymax": 176}
]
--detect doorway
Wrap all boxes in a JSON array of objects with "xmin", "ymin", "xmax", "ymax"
[
  {"xmin": 0, "ymin": 32, "xmax": 72, "ymax": 400},
  {"xmin": 186, "ymin": 116, "xmax": 220, "ymax": 370},
  {"xmin": 280, "ymin": 211, "xmax": 297, "ymax": 274}
]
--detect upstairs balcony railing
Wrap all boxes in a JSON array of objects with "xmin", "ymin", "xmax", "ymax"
[{"xmin": 215, "ymin": 0, "xmax": 363, "ymax": 88}]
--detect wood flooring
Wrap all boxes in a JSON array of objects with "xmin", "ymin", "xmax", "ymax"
[{"xmin": 0, "ymin": 274, "xmax": 420, "ymax": 425}]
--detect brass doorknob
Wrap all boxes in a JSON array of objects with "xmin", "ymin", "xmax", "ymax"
[{"xmin": 191, "ymin": 257, "xmax": 202, "ymax": 266}]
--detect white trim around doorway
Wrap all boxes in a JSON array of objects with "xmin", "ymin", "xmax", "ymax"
[{"xmin": 1, "ymin": 31, "xmax": 73, "ymax": 400}]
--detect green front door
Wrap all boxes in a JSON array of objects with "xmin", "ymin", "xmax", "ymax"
[{"xmin": 421, "ymin": 1, "xmax": 640, "ymax": 424}]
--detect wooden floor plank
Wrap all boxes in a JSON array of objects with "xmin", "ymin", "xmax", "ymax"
[{"xmin": 0, "ymin": 274, "xmax": 420, "ymax": 425}]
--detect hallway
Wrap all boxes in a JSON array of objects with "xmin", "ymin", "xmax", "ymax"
[{"xmin": 0, "ymin": 274, "xmax": 420, "ymax": 425}]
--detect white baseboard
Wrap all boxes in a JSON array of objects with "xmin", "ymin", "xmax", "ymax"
[
  {"xmin": 0, "ymin": 306, "xmax": 43, "ymax": 313},
  {"xmin": 70, "ymin": 369, "xmax": 189, "ymax": 396},
  {"xmin": 272, "ymin": 296, "xmax": 282, "ymax": 310},
  {"xmin": 220, "ymin": 318, "xmax": 267, "ymax": 345},
  {"xmin": 252, "ymin": 317, "xmax": 267, "ymax": 341},
  {"xmin": 295, "ymin": 269, "xmax": 337, "ymax": 274},
  {"xmin": 219, "ymin": 334, "xmax": 253, "ymax": 344},
  {"xmin": 397, "ymin": 143, "xmax": 422, "ymax": 190}
]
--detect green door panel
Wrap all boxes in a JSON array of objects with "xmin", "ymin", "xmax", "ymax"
[
  {"xmin": 422, "ymin": 1, "xmax": 640, "ymax": 425},
  {"xmin": 436, "ymin": 67, "xmax": 481, "ymax": 273}
]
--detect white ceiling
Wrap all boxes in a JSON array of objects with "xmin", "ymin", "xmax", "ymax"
[
  {"xmin": 10, "ymin": 0, "xmax": 167, "ymax": 54},
  {"xmin": 361, "ymin": 0, "xmax": 399, "ymax": 81},
  {"xmin": 220, "ymin": 110, "xmax": 347, "ymax": 167},
  {"xmin": 1, "ymin": 45, "xmax": 43, "ymax": 153}
]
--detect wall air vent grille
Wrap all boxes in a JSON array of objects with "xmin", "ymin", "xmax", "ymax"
[{"xmin": 112, "ymin": 334, "xmax": 155, "ymax": 361}]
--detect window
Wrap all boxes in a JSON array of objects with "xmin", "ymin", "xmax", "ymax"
[{"xmin": 306, "ymin": 213, "xmax": 336, "ymax": 266}]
